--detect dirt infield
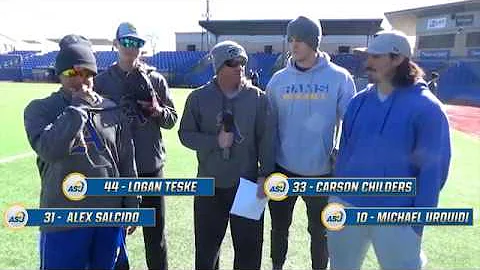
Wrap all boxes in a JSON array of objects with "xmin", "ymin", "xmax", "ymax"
[{"xmin": 446, "ymin": 105, "xmax": 480, "ymax": 138}]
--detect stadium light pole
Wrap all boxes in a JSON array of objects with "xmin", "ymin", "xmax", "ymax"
[
  {"xmin": 146, "ymin": 34, "xmax": 159, "ymax": 55},
  {"xmin": 201, "ymin": 0, "xmax": 212, "ymax": 51},
  {"xmin": 206, "ymin": 0, "xmax": 211, "ymax": 21}
]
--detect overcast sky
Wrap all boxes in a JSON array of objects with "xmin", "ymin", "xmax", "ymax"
[{"xmin": 0, "ymin": 0, "xmax": 462, "ymax": 50}]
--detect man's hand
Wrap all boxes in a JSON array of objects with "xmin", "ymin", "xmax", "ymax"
[
  {"xmin": 126, "ymin": 226, "xmax": 137, "ymax": 235},
  {"xmin": 218, "ymin": 129, "xmax": 234, "ymax": 149},
  {"xmin": 137, "ymin": 98, "xmax": 163, "ymax": 117},
  {"xmin": 71, "ymin": 85, "xmax": 102, "ymax": 106},
  {"xmin": 256, "ymin": 177, "xmax": 267, "ymax": 199}
]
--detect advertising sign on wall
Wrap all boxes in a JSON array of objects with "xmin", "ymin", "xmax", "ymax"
[
  {"xmin": 427, "ymin": 17, "xmax": 448, "ymax": 29},
  {"xmin": 456, "ymin": 14, "xmax": 474, "ymax": 27},
  {"xmin": 419, "ymin": 50, "xmax": 451, "ymax": 59}
]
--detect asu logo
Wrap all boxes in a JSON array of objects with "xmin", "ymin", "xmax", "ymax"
[
  {"xmin": 264, "ymin": 173, "xmax": 289, "ymax": 201},
  {"xmin": 270, "ymin": 181, "xmax": 286, "ymax": 192},
  {"xmin": 321, "ymin": 203, "xmax": 347, "ymax": 231},
  {"xmin": 62, "ymin": 173, "xmax": 88, "ymax": 201},
  {"xmin": 4, "ymin": 205, "xmax": 28, "ymax": 229}
]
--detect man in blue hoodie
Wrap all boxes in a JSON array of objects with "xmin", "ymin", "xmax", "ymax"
[
  {"xmin": 266, "ymin": 16, "xmax": 356, "ymax": 270},
  {"xmin": 328, "ymin": 30, "xmax": 451, "ymax": 270}
]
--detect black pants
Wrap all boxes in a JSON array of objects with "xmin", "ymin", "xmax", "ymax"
[
  {"xmin": 114, "ymin": 169, "xmax": 167, "ymax": 270},
  {"xmin": 141, "ymin": 170, "xmax": 168, "ymax": 270},
  {"xmin": 194, "ymin": 185, "xmax": 264, "ymax": 270},
  {"xmin": 268, "ymin": 165, "xmax": 329, "ymax": 270}
]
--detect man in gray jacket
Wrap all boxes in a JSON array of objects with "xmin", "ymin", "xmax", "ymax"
[
  {"xmin": 178, "ymin": 40, "xmax": 274, "ymax": 270},
  {"xmin": 95, "ymin": 22, "xmax": 177, "ymax": 270},
  {"xmin": 24, "ymin": 34, "xmax": 138, "ymax": 270},
  {"xmin": 266, "ymin": 16, "xmax": 356, "ymax": 270}
]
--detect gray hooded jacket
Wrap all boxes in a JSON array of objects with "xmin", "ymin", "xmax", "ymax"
[
  {"xmin": 178, "ymin": 79, "xmax": 275, "ymax": 188},
  {"xmin": 24, "ymin": 89, "xmax": 138, "ymax": 231}
]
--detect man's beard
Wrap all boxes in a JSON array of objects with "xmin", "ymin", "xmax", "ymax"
[
  {"xmin": 366, "ymin": 67, "xmax": 378, "ymax": 84},
  {"xmin": 367, "ymin": 73, "xmax": 378, "ymax": 84}
]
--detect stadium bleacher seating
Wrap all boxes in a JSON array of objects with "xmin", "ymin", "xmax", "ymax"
[
  {"xmin": 435, "ymin": 61, "xmax": 480, "ymax": 105},
  {"xmin": 0, "ymin": 50, "xmax": 478, "ymax": 106},
  {"xmin": 21, "ymin": 51, "xmax": 58, "ymax": 80},
  {"xmin": 0, "ymin": 54, "xmax": 23, "ymax": 81},
  {"xmin": 2, "ymin": 50, "xmax": 363, "ymax": 87},
  {"xmin": 95, "ymin": 51, "xmax": 118, "ymax": 72},
  {"xmin": 332, "ymin": 53, "xmax": 366, "ymax": 76},
  {"xmin": 7, "ymin": 50, "xmax": 39, "ymax": 59}
]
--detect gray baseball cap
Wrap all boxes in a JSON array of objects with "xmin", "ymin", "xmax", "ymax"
[{"xmin": 354, "ymin": 30, "xmax": 412, "ymax": 58}]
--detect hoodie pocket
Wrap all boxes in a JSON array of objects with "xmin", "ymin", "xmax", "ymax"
[{"xmin": 203, "ymin": 148, "xmax": 237, "ymax": 177}]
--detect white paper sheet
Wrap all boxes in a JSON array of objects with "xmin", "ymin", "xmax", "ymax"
[{"xmin": 230, "ymin": 178, "xmax": 268, "ymax": 220}]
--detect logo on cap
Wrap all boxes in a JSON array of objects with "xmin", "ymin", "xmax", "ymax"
[{"xmin": 227, "ymin": 47, "xmax": 241, "ymax": 58}]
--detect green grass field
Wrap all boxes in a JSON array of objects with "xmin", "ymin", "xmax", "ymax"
[{"xmin": 0, "ymin": 82, "xmax": 479, "ymax": 269}]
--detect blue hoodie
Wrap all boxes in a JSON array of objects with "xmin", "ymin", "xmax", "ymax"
[
  {"xmin": 335, "ymin": 81, "xmax": 451, "ymax": 209},
  {"xmin": 266, "ymin": 53, "xmax": 356, "ymax": 176}
]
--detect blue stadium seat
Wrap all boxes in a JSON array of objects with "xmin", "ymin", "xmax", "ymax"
[{"xmin": 4, "ymin": 50, "xmax": 478, "ymax": 106}]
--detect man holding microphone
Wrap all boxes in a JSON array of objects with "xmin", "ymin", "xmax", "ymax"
[{"xmin": 178, "ymin": 40, "xmax": 274, "ymax": 270}]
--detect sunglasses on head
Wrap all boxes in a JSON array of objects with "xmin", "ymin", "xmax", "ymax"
[
  {"xmin": 61, "ymin": 67, "xmax": 95, "ymax": 78},
  {"xmin": 118, "ymin": 37, "xmax": 145, "ymax": 48},
  {"xmin": 224, "ymin": 58, "xmax": 246, "ymax": 68}
]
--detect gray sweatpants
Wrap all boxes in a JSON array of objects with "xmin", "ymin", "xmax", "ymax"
[{"xmin": 327, "ymin": 197, "xmax": 427, "ymax": 270}]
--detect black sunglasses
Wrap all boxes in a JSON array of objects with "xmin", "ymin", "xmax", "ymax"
[{"xmin": 224, "ymin": 58, "xmax": 246, "ymax": 68}]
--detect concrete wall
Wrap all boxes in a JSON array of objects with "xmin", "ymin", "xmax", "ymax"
[
  {"xmin": 176, "ymin": 32, "xmax": 371, "ymax": 54},
  {"xmin": 175, "ymin": 32, "xmax": 215, "ymax": 52}
]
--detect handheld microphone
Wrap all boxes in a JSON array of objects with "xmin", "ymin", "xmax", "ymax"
[{"xmin": 222, "ymin": 112, "xmax": 234, "ymax": 160}]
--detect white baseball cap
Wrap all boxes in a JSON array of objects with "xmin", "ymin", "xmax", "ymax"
[{"xmin": 354, "ymin": 30, "xmax": 412, "ymax": 58}]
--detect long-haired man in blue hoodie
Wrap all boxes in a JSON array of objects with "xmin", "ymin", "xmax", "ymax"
[
  {"xmin": 328, "ymin": 30, "xmax": 451, "ymax": 270},
  {"xmin": 266, "ymin": 16, "xmax": 356, "ymax": 270}
]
